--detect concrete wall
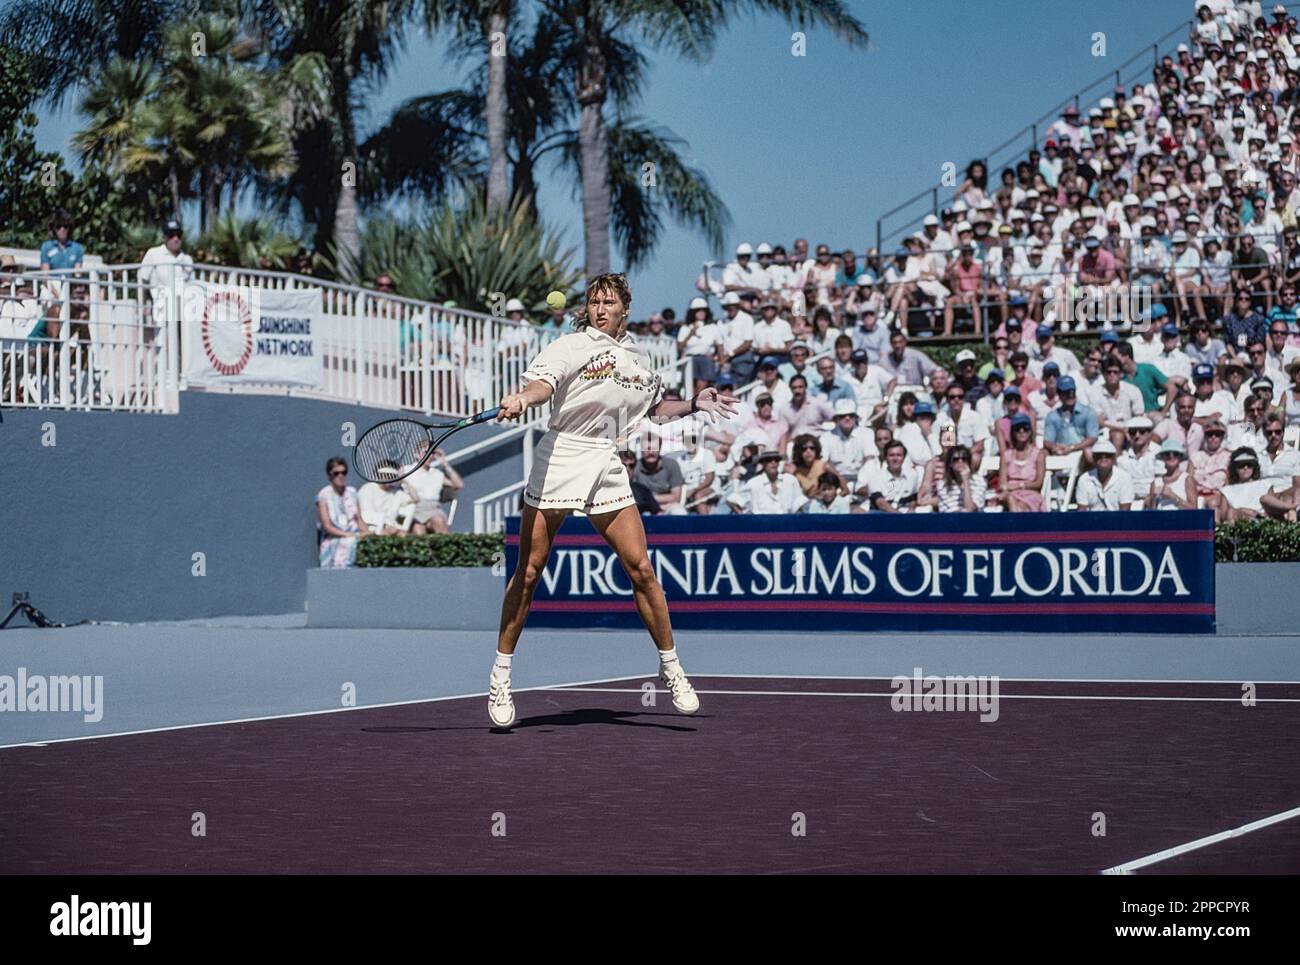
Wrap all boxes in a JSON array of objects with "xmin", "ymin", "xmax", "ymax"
[
  {"xmin": 1214, "ymin": 563, "xmax": 1300, "ymax": 635},
  {"xmin": 0, "ymin": 393, "xmax": 521, "ymax": 623}
]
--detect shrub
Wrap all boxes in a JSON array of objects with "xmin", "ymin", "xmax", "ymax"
[
  {"xmin": 356, "ymin": 532, "xmax": 504, "ymax": 568},
  {"xmin": 1215, "ymin": 519, "xmax": 1300, "ymax": 562}
]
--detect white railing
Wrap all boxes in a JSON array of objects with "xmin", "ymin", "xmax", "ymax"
[
  {"xmin": 3, "ymin": 262, "xmax": 563, "ymax": 419},
  {"xmin": 474, "ymin": 478, "xmax": 528, "ymax": 534},
  {"xmin": 1, "ymin": 268, "xmax": 174, "ymax": 413}
]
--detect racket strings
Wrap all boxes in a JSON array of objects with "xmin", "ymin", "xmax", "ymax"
[{"xmin": 354, "ymin": 420, "xmax": 432, "ymax": 482}]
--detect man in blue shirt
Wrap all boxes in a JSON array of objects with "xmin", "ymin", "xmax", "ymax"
[
  {"xmin": 33, "ymin": 208, "xmax": 86, "ymax": 342},
  {"xmin": 808, "ymin": 355, "xmax": 857, "ymax": 407},
  {"xmin": 1221, "ymin": 289, "xmax": 1267, "ymax": 361},
  {"xmin": 850, "ymin": 305, "xmax": 889, "ymax": 360},
  {"xmin": 1043, "ymin": 375, "xmax": 1100, "ymax": 457}
]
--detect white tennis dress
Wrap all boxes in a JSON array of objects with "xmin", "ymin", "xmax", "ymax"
[{"xmin": 522, "ymin": 325, "xmax": 665, "ymax": 513}]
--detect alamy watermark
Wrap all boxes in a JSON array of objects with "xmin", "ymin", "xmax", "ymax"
[
  {"xmin": 0, "ymin": 668, "xmax": 104, "ymax": 723},
  {"xmin": 890, "ymin": 667, "xmax": 1000, "ymax": 722}
]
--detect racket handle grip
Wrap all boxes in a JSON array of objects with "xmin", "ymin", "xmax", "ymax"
[{"xmin": 474, "ymin": 406, "xmax": 502, "ymax": 423}]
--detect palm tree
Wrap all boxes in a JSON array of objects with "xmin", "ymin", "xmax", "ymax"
[
  {"xmin": 540, "ymin": 0, "xmax": 869, "ymax": 277},
  {"xmin": 248, "ymin": 0, "xmax": 418, "ymax": 265},
  {"xmin": 0, "ymin": 0, "xmax": 195, "ymax": 102},
  {"xmin": 363, "ymin": 8, "xmax": 728, "ymax": 270}
]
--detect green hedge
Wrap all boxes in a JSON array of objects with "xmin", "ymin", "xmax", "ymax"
[
  {"xmin": 1215, "ymin": 519, "xmax": 1300, "ymax": 563},
  {"xmin": 923, "ymin": 335, "xmax": 1097, "ymax": 375},
  {"xmin": 351, "ymin": 521, "xmax": 1299, "ymax": 566},
  {"xmin": 356, "ymin": 533, "xmax": 504, "ymax": 568}
]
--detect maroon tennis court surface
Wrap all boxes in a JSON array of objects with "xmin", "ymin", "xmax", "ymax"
[{"xmin": 2, "ymin": 675, "xmax": 1298, "ymax": 874}]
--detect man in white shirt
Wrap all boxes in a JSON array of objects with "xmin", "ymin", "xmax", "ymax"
[
  {"xmin": 743, "ymin": 450, "xmax": 805, "ymax": 514},
  {"xmin": 1153, "ymin": 322, "xmax": 1194, "ymax": 381},
  {"xmin": 936, "ymin": 382, "xmax": 991, "ymax": 469},
  {"xmin": 847, "ymin": 348, "xmax": 894, "ymax": 423},
  {"xmin": 819, "ymin": 398, "xmax": 872, "ymax": 477},
  {"xmin": 140, "ymin": 218, "xmax": 194, "ymax": 325},
  {"xmin": 723, "ymin": 242, "xmax": 770, "ymax": 292},
  {"xmin": 1075, "ymin": 440, "xmax": 1136, "ymax": 510},
  {"xmin": 751, "ymin": 302, "xmax": 794, "ymax": 359},
  {"xmin": 1093, "ymin": 356, "xmax": 1146, "ymax": 447},
  {"xmin": 864, "ymin": 440, "xmax": 921, "ymax": 512},
  {"xmin": 1029, "ymin": 325, "xmax": 1081, "ymax": 374},
  {"xmin": 675, "ymin": 425, "xmax": 719, "ymax": 509},
  {"xmin": 896, "ymin": 400, "xmax": 942, "ymax": 468},
  {"xmin": 1117, "ymin": 416, "xmax": 1161, "ymax": 495},
  {"xmin": 719, "ymin": 291, "xmax": 756, "ymax": 383}
]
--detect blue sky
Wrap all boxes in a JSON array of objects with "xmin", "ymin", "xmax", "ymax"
[{"xmin": 34, "ymin": 0, "xmax": 1192, "ymax": 315}]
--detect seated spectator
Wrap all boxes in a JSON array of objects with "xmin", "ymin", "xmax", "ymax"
[
  {"xmin": 1075, "ymin": 440, "xmax": 1135, "ymax": 511},
  {"xmin": 848, "ymin": 348, "xmax": 894, "ymax": 424},
  {"xmin": 718, "ymin": 292, "xmax": 757, "ymax": 385},
  {"xmin": 943, "ymin": 245, "xmax": 983, "ymax": 336},
  {"xmin": 978, "ymin": 334, "xmax": 1012, "ymax": 382},
  {"xmin": 778, "ymin": 340, "xmax": 814, "ymax": 383},
  {"xmin": 1118, "ymin": 416, "xmax": 1160, "ymax": 495},
  {"xmin": 789, "ymin": 433, "xmax": 846, "ymax": 499},
  {"xmin": 1184, "ymin": 319, "xmax": 1226, "ymax": 368},
  {"xmin": 950, "ymin": 349, "xmax": 989, "ymax": 405},
  {"xmin": 779, "ymin": 373, "xmax": 833, "ymax": 435},
  {"xmin": 400, "ymin": 441, "xmax": 464, "ymax": 534},
  {"xmin": 675, "ymin": 426, "xmax": 718, "ymax": 512},
  {"xmin": 1008, "ymin": 350, "xmax": 1042, "ymax": 398},
  {"xmin": 997, "ymin": 413, "xmax": 1046, "ymax": 512},
  {"xmin": 1262, "ymin": 413, "xmax": 1300, "ymax": 478},
  {"xmin": 1280, "ymin": 358, "xmax": 1300, "ymax": 426},
  {"xmin": 866, "ymin": 440, "xmax": 922, "ymax": 512},
  {"xmin": 633, "ymin": 437, "xmax": 687, "ymax": 514},
  {"xmin": 1030, "ymin": 325, "xmax": 1081, "ymax": 374},
  {"xmin": 806, "ymin": 305, "xmax": 842, "ymax": 356},
  {"xmin": 743, "ymin": 450, "xmax": 806, "ymax": 514},
  {"xmin": 1153, "ymin": 322, "xmax": 1194, "ymax": 382},
  {"xmin": 975, "ymin": 368, "xmax": 1009, "ymax": 425},
  {"xmin": 1227, "ymin": 396, "xmax": 1269, "ymax": 460},
  {"xmin": 808, "ymin": 355, "xmax": 856, "ymax": 407},
  {"xmin": 1143, "ymin": 439, "xmax": 1197, "ymax": 510},
  {"xmin": 849, "ymin": 303, "xmax": 889, "ymax": 359},
  {"xmin": 1190, "ymin": 421, "xmax": 1230, "ymax": 499},
  {"xmin": 1212, "ymin": 448, "xmax": 1287, "ymax": 522},
  {"xmin": 1154, "ymin": 391, "xmax": 1205, "ymax": 456},
  {"xmin": 317, "ymin": 457, "xmax": 367, "ymax": 567},
  {"xmin": 750, "ymin": 392, "xmax": 790, "ymax": 451},
  {"xmin": 993, "ymin": 386, "xmax": 1028, "ymax": 454},
  {"xmin": 1115, "ymin": 341, "xmax": 1180, "ymax": 418},
  {"xmin": 679, "ymin": 297, "xmax": 722, "ymax": 393},
  {"xmin": 897, "ymin": 399, "xmax": 942, "ymax": 467},
  {"xmin": 801, "ymin": 470, "xmax": 857, "ymax": 514},
  {"xmin": 1221, "ymin": 289, "xmax": 1267, "ymax": 361},
  {"xmin": 1191, "ymin": 362, "xmax": 1235, "ymax": 424},
  {"xmin": 1261, "ymin": 476, "xmax": 1300, "ymax": 522},
  {"xmin": 1094, "ymin": 355, "xmax": 1146, "ymax": 449},
  {"xmin": 620, "ymin": 449, "xmax": 663, "ymax": 514},
  {"xmin": 753, "ymin": 355, "xmax": 792, "ymax": 407},
  {"xmin": 1043, "ymin": 376, "xmax": 1099, "ymax": 458},
  {"xmin": 820, "ymin": 399, "xmax": 872, "ymax": 477},
  {"xmin": 357, "ymin": 462, "xmax": 414, "ymax": 534},
  {"xmin": 919, "ymin": 444, "xmax": 986, "ymax": 512},
  {"xmin": 879, "ymin": 328, "xmax": 937, "ymax": 386},
  {"xmin": 937, "ymin": 379, "xmax": 991, "ymax": 469}
]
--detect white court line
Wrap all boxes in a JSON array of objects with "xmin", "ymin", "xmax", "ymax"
[
  {"xmin": 548, "ymin": 686, "xmax": 1300, "ymax": 704},
  {"xmin": 1101, "ymin": 805, "xmax": 1300, "ymax": 874},
  {"xmin": 0, "ymin": 673, "xmax": 641, "ymax": 751},
  {"xmin": 674, "ymin": 674, "xmax": 1300, "ymax": 684}
]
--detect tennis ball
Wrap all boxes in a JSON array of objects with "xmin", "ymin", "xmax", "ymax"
[{"xmin": 546, "ymin": 290, "xmax": 567, "ymax": 311}]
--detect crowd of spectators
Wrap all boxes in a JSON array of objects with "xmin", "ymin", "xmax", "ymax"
[{"xmin": 602, "ymin": 1, "xmax": 1300, "ymax": 524}]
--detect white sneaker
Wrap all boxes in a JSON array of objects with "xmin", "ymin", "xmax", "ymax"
[
  {"xmin": 660, "ymin": 667, "xmax": 700, "ymax": 715},
  {"xmin": 487, "ymin": 673, "xmax": 516, "ymax": 729}
]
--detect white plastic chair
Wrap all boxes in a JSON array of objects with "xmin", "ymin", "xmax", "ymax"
[{"xmin": 1043, "ymin": 452, "xmax": 1082, "ymax": 510}]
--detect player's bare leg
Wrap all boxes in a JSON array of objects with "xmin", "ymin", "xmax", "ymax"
[{"xmin": 589, "ymin": 503, "xmax": 699, "ymax": 714}]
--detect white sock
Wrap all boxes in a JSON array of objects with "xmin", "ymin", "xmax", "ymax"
[
  {"xmin": 658, "ymin": 647, "xmax": 682, "ymax": 676},
  {"xmin": 492, "ymin": 650, "xmax": 513, "ymax": 681}
]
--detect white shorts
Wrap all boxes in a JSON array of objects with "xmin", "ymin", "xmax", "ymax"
[{"xmin": 524, "ymin": 431, "xmax": 636, "ymax": 515}]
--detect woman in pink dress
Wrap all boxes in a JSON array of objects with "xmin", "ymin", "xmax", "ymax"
[{"xmin": 997, "ymin": 412, "xmax": 1046, "ymax": 512}]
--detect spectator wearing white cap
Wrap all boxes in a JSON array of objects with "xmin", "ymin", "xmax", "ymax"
[
  {"xmin": 1075, "ymin": 440, "xmax": 1136, "ymax": 511},
  {"xmin": 358, "ymin": 464, "xmax": 415, "ymax": 534},
  {"xmin": 1143, "ymin": 439, "xmax": 1197, "ymax": 510},
  {"xmin": 723, "ymin": 242, "xmax": 770, "ymax": 293},
  {"xmin": 679, "ymin": 296, "xmax": 722, "ymax": 393},
  {"xmin": 719, "ymin": 291, "xmax": 757, "ymax": 384},
  {"xmin": 922, "ymin": 214, "xmax": 954, "ymax": 270},
  {"xmin": 819, "ymin": 399, "xmax": 872, "ymax": 477}
]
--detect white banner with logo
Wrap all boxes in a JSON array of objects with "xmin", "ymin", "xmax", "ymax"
[{"xmin": 181, "ymin": 282, "xmax": 324, "ymax": 388}]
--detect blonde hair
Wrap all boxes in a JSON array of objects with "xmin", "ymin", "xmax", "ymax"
[{"xmin": 571, "ymin": 272, "xmax": 632, "ymax": 331}]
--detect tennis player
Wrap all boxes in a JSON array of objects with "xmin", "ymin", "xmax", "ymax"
[{"xmin": 489, "ymin": 273, "xmax": 739, "ymax": 728}]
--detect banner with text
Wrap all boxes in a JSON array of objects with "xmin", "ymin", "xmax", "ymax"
[
  {"xmin": 506, "ymin": 511, "xmax": 1216, "ymax": 633},
  {"xmin": 181, "ymin": 283, "xmax": 324, "ymax": 388}
]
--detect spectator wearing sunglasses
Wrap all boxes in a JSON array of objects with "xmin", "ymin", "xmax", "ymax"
[
  {"xmin": 1227, "ymin": 395, "xmax": 1270, "ymax": 460},
  {"xmin": 317, "ymin": 457, "xmax": 367, "ymax": 568},
  {"xmin": 1261, "ymin": 413, "xmax": 1300, "ymax": 478},
  {"xmin": 1221, "ymin": 289, "xmax": 1268, "ymax": 360},
  {"xmin": 919, "ymin": 444, "xmax": 985, "ymax": 513},
  {"xmin": 936, "ymin": 381, "xmax": 991, "ymax": 470},
  {"xmin": 1191, "ymin": 421, "xmax": 1230, "ymax": 495},
  {"xmin": 997, "ymin": 413, "xmax": 1046, "ymax": 512},
  {"xmin": 1075, "ymin": 440, "xmax": 1136, "ymax": 511},
  {"xmin": 1118, "ymin": 416, "xmax": 1161, "ymax": 495}
]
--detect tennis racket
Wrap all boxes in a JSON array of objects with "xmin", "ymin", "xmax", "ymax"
[{"xmin": 353, "ymin": 407, "xmax": 501, "ymax": 483}]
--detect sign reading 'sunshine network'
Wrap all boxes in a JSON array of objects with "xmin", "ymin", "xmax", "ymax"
[{"xmin": 505, "ymin": 511, "xmax": 1215, "ymax": 633}]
